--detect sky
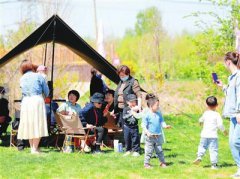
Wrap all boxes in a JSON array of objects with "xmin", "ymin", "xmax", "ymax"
[{"xmin": 0, "ymin": 0, "xmax": 229, "ymax": 39}]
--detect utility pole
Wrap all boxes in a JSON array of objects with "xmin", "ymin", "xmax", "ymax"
[
  {"xmin": 154, "ymin": 32, "xmax": 161, "ymax": 73},
  {"xmin": 93, "ymin": 0, "xmax": 98, "ymax": 44},
  {"xmin": 235, "ymin": 0, "xmax": 240, "ymax": 53}
]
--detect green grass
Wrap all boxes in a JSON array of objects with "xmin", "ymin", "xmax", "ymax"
[{"xmin": 0, "ymin": 114, "xmax": 236, "ymax": 179}]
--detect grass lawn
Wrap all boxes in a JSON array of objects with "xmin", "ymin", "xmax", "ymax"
[{"xmin": 0, "ymin": 114, "xmax": 236, "ymax": 179}]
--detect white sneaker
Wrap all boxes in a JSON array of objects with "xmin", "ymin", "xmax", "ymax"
[
  {"xmin": 31, "ymin": 148, "xmax": 40, "ymax": 154},
  {"xmin": 132, "ymin": 152, "xmax": 140, "ymax": 157},
  {"xmin": 123, "ymin": 151, "xmax": 131, "ymax": 156},
  {"xmin": 211, "ymin": 164, "xmax": 218, "ymax": 170},
  {"xmin": 82, "ymin": 145, "xmax": 91, "ymax": 153}
]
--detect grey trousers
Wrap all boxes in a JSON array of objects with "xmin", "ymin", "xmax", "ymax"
[{"xmin": 144, "ymin": 135, "xmax": 165, "ymax": 164}]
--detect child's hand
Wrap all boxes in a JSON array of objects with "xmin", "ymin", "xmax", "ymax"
[
  {"xmin": 164, "ymin": 125, "xmax": 171, "ymax": 129},
  {"xmin": 145, "ymin": 130, "xmax": 152, "ymax": 137},
  {"xmin": 223, "ymin": 130, "xmax": 228, "ymax": 136},
  {"xmin": 132, "ymin": 106, "xmax": 140, "ymax": 112}
]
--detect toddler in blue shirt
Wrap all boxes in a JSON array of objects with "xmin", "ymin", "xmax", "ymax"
[{"xmin": 142, "ymin": 96, "xmax": 171, "ymax": 169}]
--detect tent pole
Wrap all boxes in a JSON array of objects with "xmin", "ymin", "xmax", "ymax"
[
  {"xmin": 48, "ymin": 18, "xmax": 56, "ymax": 129},
  {"xmin": 44, "ymin": 43, "xmax": 48, "ymax": 66},
  {"xmin": 51, "ymin": 19, "xmax": 56, "ymax": 96}
]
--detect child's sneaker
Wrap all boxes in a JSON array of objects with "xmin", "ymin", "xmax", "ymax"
[
  {"xmin": 144, "ymin": 163, "xmax": 152, "ymax": 169},
  {"xmin": 123, "ymin": 151, "xmax": 131, "ymax": 156},
  {"xmin": 160, "ymin": 162, "xmax": 167, "ymax": 168},
  {"xmin": 193, "ymin": 158, "xmax": 201, "ymax": 165},
  {"xmin": 132, "ymin": 152, "xmax": 140, "ymax": 157},
  {"xmin": 211, "ymin": 164, "xmax": 218, "ymax": 170}
]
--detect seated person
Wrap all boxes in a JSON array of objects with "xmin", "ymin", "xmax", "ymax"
[
  {"xmin": 57, "ymin": 90, "xmax": 81, "ymax": 116},
  {"xmin": 80, "ymin": 92, "xmax": 107, "ymax": 153},
  {"xmin": 103, "ymin": 89, "xmax": 120, "ymax": 130},
  {"xmin": 57, "ymin": 90, "xmax": 85, "ymax": 151},
  {"xmin": 103, "ymin": 89, "xmax": 114, "ymax": 114},
  {"xmin": 0, "ymin": 86, "xmax": 11, "ymax": 140}
]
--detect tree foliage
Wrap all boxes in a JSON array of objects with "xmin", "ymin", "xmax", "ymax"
[
  {"xmin": 135, "ymin": 7, "xmax": 163, "ymax": 36},
  {"xmin": 117, "ymin": 6, "xmax": 166, "ymax": 93}
]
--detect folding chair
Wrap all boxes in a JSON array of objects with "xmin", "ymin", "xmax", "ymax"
[
  {"xmin": 55, "ymin": 112, "xmax": 95, "ymax": 152},
  {"xmin": 10, "ymin": 100, "xmax": 21, "ymax": 148},
  {"xmin": 10, "ymin": 127, "xmax": 18, "ymax": 147},
  {"xmin": 103, "ymin": 113, "xmax": 122, "ymax": 148}
]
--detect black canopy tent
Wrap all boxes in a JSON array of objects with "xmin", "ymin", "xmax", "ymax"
[{"xmin": 0, "ymin": 15, "xmax": 120, "ymax": 85}]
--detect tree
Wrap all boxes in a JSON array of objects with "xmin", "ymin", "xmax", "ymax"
[
  {"xmin": 116, "ymin": 7, "xmax": 166, "ymax": 93},
  {"xmin": 5, "ymin": 21, "xmax": 37, "ymax": 49},
  {"xmin": 190, "ymin": 0, "xmax": 240, "ymax": 57},
  {"xmin": 134, "ymin": 7, "xmax": 164, "ymax": 73},
  {"xmin": 135, "ymin": 7, "xmax": 163, "ymax": 36}
]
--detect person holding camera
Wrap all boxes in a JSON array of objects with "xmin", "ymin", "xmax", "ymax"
[{"xmin": 216, "ymin": 52, "xmax": 240, "ymax": 177}]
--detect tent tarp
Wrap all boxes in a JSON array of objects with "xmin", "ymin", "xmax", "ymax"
[{"xmin": 0, "ymin": 15, "xmax": 120, "ymax": 84}]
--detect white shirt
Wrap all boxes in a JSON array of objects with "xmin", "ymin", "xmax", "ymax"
[{"xmin": 199, "ymin": 110, "xmax": 225, "ymax": 138}]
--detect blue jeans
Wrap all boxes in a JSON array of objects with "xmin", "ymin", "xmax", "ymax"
[
  {"xmin": 144, "ymin": 135, "xmax": 165, "ymax": 164},
  {"xmin": 197, "ymin": 138, "xmax": 218, "ymax": 164},
  {"xmin": 123, "ymin": 125, "xmax": 140, "ymax": 152},
  {"xmin": 229, "ymin": 117, "xmax": 240, "ymax": 168}
]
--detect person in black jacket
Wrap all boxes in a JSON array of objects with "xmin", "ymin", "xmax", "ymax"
[
  {"xmin": 90, "ymin": 68, "xmax": 107, "ymax": 97},
  {"xmin": 122, "ymin": 94, "xmax": 141, "ymax": 157},
  {"xmin": 0, "ymin": 86, "xmax": 11, "ymax": 140},
  {"xmin": 80, "ymin": 92, "xmax": 107, "ymax": 153}
]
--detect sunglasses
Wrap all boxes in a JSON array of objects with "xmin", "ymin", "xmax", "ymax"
[{"xmin": 148, "ymin": 94, "xmax": 155, "ymax": 98}]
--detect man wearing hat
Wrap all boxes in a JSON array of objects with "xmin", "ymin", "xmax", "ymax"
[
  {"xmin": 80, "ymin": 92, "xmax": 107, "ymax": 153},
  {"xmin": 122, "ymin": 94, "xmax": 141, "ymax": 157},
  {"xmin": 0, "ymin": 86, "xmax": 11, "ymax": 142}
]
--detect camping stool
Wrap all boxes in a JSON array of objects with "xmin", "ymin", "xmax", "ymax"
[{"xmin": 10, "ymin": 128, "xmax": 18, "ymax": 148}]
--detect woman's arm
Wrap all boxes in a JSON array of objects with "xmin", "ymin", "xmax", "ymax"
[
  {"xmin": 132, "ymin": 80, "xmax": 142, "ymax": 110},
  {"xmin": 216, "ymin": 80, "xmax": 227, "ymax": 95},
  {"xmin": 235, "ymin": 75, "xmax": 240, "ymax": 123},
  {"xmin": 236, "ymin": 76, "xmax": 240, "ymax": 111},
  {"xmin": 41, "ymin": 77, "xmax": 49, "ymax": 97}
]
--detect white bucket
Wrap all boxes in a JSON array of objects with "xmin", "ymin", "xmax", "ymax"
[{"xmin": 114, "ymin": 139, "xmax": 119, "ymax": 152}]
